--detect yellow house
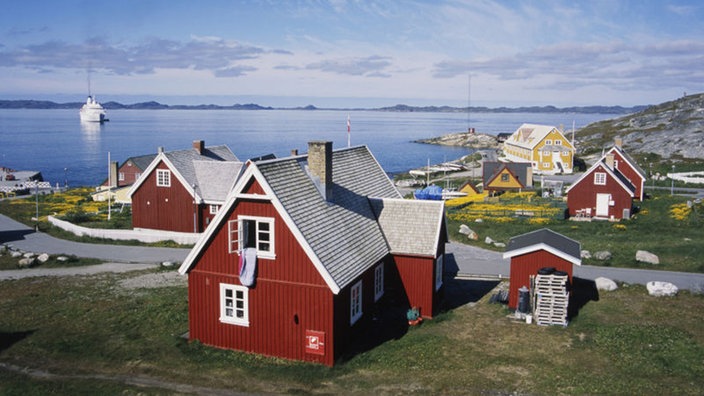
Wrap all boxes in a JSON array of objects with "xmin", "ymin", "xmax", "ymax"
[
  {"xmin": 483, "ymin": 162, "xmax": 533, "ymax": 193},
  {"xmin": 503, "ymin": 123, "xmax": 574, "ymax": 174}
]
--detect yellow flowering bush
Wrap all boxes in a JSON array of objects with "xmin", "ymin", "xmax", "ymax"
[
  {"xmin": 445, "ymin": 192, "xmax": 488, "ymax": 207},
  {"xmin": 447, "ymin": 191, "xmax": 562, "ymax": 224},
  {"xmin": 669, "ymin": 203, "xmax": 691, "ymax": 221}
]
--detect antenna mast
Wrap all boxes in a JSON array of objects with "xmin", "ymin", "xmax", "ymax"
[{"xmin": 467, "ymin": 74, "xmax": 471, "ymax": 133}]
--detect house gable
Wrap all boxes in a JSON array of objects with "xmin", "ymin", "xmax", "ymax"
[{"xmin": 486, "ymin": 166, "xmax": 525, "ymax": 190}]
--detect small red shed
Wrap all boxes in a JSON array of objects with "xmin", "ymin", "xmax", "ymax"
[{"xmin": 502, "ymin": 228, "xmax": 581, "ymax": 310}]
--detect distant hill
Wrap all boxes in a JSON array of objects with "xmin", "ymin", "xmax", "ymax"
[
  {"xmin": 0, "ymin": 99, "xmax": 645, "ymax": 114},
  {"xmin": 575, "ymin": 93, "xmax": 704, "ymax": 159}
]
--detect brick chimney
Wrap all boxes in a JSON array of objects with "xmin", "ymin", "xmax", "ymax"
[
  {"xmin": 614, "ymin": 136, "xmax": 623, "ymax": 149},
  {"xmin": 308, "ymin": 141, "xmax": 333, "ymax": 201},
  {"xmin": 605, "ymin": 152, "xmax": 615, "ymax": 170},
  {"xmin": 193, "ymin": 140, "xmax": 205, "ymax": 155}
]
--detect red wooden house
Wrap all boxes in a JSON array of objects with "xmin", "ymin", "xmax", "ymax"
[
  {"xmin": 605, "ymin": 137, "xmax": 647, "ymax": 201},
  {"xmin": 503, "ymin": 228, "xmax": 581, "ymax": 310},
  {"xmin": 128, "ymin": 140, "xmax": 241, "ymax": 233},
  {"xmin": 178, "ymin": 141, "xmax": 447, "ymax": 366},
  {"xmin": 565, "ymin": 153, "xmax": 636, "ymax": 220}
]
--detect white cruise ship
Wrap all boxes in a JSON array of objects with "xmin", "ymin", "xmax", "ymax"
[{"xmin": 79, "ymin": 96, "xmax": 107, "ymax": 123}]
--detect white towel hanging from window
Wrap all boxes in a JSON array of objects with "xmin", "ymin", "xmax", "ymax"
[{"xmin": 239, "ymin": 247, "xmax": 257, "ymax": 287}]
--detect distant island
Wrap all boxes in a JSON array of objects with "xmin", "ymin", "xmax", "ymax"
[{"xmin": 0, "ymin": 99, "xmax": 648, "ymax": 114}]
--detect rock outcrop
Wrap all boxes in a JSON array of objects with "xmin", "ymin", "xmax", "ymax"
[{"xmin": 576, "ymin": 93, "xmax": 704, "ymax": 159}]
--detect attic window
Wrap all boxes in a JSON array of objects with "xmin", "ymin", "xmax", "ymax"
[
  {"xmin": 594, "ymin": 172, "xmax": 607, "ymax": 185},
  {"xmin": 156, "ymin": 169, "xmax": 171, "ymax": 187},
  {"xmin": 501, "ymin": 173, "xmax": 509, "ymax": 182}
]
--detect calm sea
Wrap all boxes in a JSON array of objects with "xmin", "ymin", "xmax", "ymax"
[{"xmin": 0, "ymin": 109, "xmax": 615, "ymax": 187}]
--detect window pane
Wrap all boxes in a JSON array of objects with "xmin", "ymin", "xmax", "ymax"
[{"xmin": 259, "ymin": 222, "xmax": 269, "ymax": 231}]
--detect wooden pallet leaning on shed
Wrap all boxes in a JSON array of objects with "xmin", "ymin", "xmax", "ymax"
[{"xmin": 533, "ymin": 273, "xmax": 569, "ymax": 326}]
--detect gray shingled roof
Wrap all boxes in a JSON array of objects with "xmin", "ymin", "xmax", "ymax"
[
  {"xmin": 505, "ymin": 228, "xmax": 580, "ymax": 261},
  {"xmin": 163, "ymin": 145, "xmax": 238, "ymax": 190},
  {"xmin": 256, "ymin": 146, "xmax": 401, "ymax": 289},
  {"xmin": 370, "ymin": 198, "xmax": 444, "ymax": 257},
  {"xmin": 125, "ymin": 154, "xmax": 157, "ymax": 170},
  {"xmin": 193, "ymin": 161, "xmax": 243, "ymax": 202}
]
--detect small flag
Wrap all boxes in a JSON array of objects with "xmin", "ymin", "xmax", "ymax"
[{"xmin": 347, "ymin": 114, "xmax": 351, "ymax": 147}]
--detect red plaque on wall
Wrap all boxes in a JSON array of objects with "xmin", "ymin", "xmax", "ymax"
[{"xmin": 305, "ymin": 330, "xmax": 325, "ymax": 356}]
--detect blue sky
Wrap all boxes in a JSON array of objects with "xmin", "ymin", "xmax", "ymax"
[{"xmin": 1, "ymin": 0, "xmax": 703, "ymax": 107}]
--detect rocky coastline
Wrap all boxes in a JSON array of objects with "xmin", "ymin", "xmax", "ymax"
[{"xmin": 414, "ymin": 131, "xmax": 501, "ymax": 150}]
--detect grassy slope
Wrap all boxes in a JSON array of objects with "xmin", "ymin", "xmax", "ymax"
[
  {"xmin": 0, "ymin": 271, "xmax": 702, "ymax": 394},
  {"xmin": 447, "ymin": 190, "xmax": 703, "ymax": 273}
]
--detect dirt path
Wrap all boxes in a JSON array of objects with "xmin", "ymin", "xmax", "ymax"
[{"xmin": 0, "ymin": 362, "xmax": 252, "ymax": 395}]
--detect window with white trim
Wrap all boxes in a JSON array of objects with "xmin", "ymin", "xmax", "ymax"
[
  {"xmin": 228, "ymin": 216, "xmax": 275, "ymax": 258},
  {"xmin": 545, "ymin": 139, "xmax": 552, "ymax": 145},
  {"xmin": 118, "ymin": 172, "xmax": 125, "ymax": 181},
  {"xmin": 350, "ymin": 280, "xmax": 363, "ymax": 325},
  {"xmin": 209, "ymin": 205, "xmax": 219, "ymax": 215},
  {"xmin": 543, "ymin": 150, "xmax": 550, "ymax": 156},
  {"xmin": 542, "ymin": 162, "xmax": 551, "ymax": 168},
  {"xmin": 594, "ymin": 172, "xmax": 607, "ymax": 185},
  {"xmin": 135, "ymin": 172, "xmax": 141, "ymax": 180},
  {"xmin": 555, "ymin": 140, "xmax": 562, "ymax": 145},
  {"xmin": 220, "ymin": 283, "xmax": 249, "ymax": 326},
  {"xmin": 435, "ymin": 255, "xmax": 444, "ymax": 291},
  {"xmin": 156, "ymin": 169, "xmax": 171, "ymax": 187},
  {"xmin": 374, "ymin": 264, "xmax": 384, "ymax": 302}
]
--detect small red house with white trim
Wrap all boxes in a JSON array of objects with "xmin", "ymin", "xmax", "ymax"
[
  {"xmin": 128, "ymin": 140, "xmax": 241, "ymax": 233},
  {"xmin": 565, "ymin": 153, "xmax": 636, "ymax": 220},
  {"xmin": 503, "ymin": 228, "xmax": 581, "ymax": 310},
  {"xmin": 178, "ymin": 141, "xmax": 447, "ymax": 366}
]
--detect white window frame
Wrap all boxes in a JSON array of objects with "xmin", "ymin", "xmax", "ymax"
[
  {"xmin": 435, "ymin": 254, "xmax": 444, "ymax": 291},
  {"xmin": 555, "ymin": 140, "xmax": 562, "ymax": 145},
  {"xmin": 156, "ymin": 169, "xmax": 171, "ymax": 187},
  {"xmin": 545, "ymin": 139, "xmax": 552, "ymax": 145},
  {"xmin": 350, "ymin": 280, "xmax": 363, "ymax": 325},
  {"xmin": 220, "ymin": 283, "xmax": 249, "ymax": 326},
  {"xmin": 543, "ymin": 150, "xmax": 551, "ymax": 156},
  {"xmin": 135, "ymin": 172, "xmax": 141, "ymax": 180},
  {"xmin": 542, "ymin": 162, "xmax": 551, "ymax": 168},
  {"xmin": 594, "ymin": 172, "xmax": 607, "ymax": 186},
  {"xmin": 118, "ymin": 172, "xmax": 125, "ymax": 181},
  {"xmin": 209, "ymin": 204, "xmax": 219, "ymax": 215},
  {"xmin": 374, "ymin": 264, "xmax": 384, "ymax": 302},
  {"xmin": 228, "ymin": 216, "xmax": 275, "ymax": 259}
]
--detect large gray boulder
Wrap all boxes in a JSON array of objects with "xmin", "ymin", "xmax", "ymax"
[
  {"xmin": 595, "ymin": 277, "xmax": 618, "ymax": 292},
  {"xmin": 18, "ymin": 257, "xmax": 35, "ymax": 268},
  {"xmin": 594, "ymin": 251, "xmax": 612, "ymax": 261},
  {"xmin": 647, "ymin": 281, "xmax": 678, "ymax": 297},
  {"xmin": 37, "ymin": 253, "xmax": 50, "ymax": 263},
  {"xmin": 636, "ymin": 250, "xmax": 659, "ymax": 265}
]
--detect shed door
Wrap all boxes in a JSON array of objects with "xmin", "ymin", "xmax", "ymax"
[{"xmin": 596, "ymin": 193, "xmax": 610, "ymax": 217}]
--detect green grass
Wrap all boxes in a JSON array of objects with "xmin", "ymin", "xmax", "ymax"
[
  {"xmin": 448, "ymin": 190, "xmax": 704, "ymax": 273},
  {"xmin": 1, "ymin": 272, "xmax": 702, "ymax": 394}
]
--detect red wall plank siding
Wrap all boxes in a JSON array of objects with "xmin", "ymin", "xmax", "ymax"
[
  {"xmin": 567, "ymin": 164, "xmax": 633, "ymax": 219},
  {"xmin": 508, "ymin": 250, "xmax": 573, "ymax": 309},
  {"xmin": 394, "ymin": 255, "xmax": 437, "ymax": 318},
  {"xmin": 132, "ymin": 161, "xmax": 196, "ymax": 232},
  {"xmin": 612, "ymin": 150, "xmax": 645, "ymax": 201},
  {"xmin": 187, "ymin": 271, "xmax": 335, "ymax": 366}
]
